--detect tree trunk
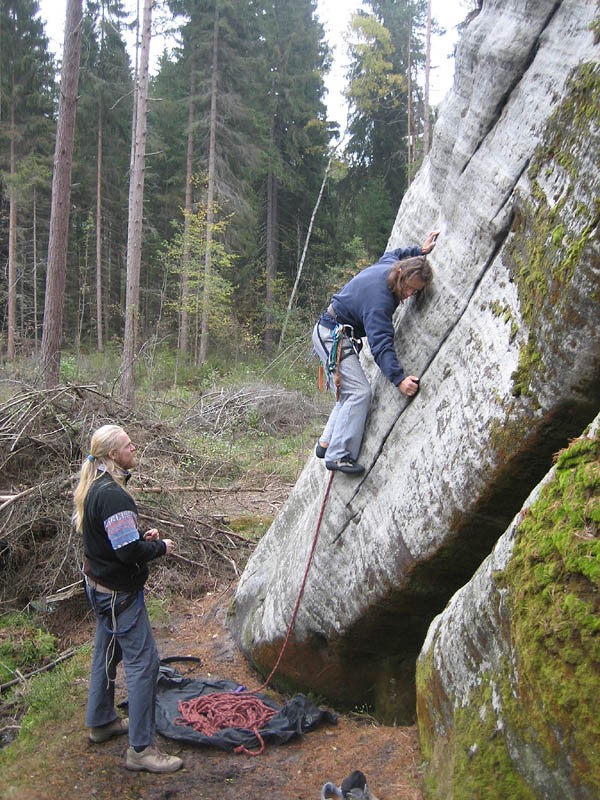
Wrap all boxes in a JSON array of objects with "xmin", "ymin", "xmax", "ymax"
[
  {"xmin": 264, "ymin": 165, "xmax": 279, "ymax": 354},
  {"xmin": 33, "ymin": 186, "xmax": 39, "ymax": 354},
  {"xmin": 40, "ymin": 0, "xmax": 83, "ymax": 388},
  {"xmin": 120, "ymin": 0, "xmax": 152, "ymax": 406},
  {"xmin": 198, "ymin": 7, "xmax": 219, "ymax": 365},
  {"xmin": 406, "ymin": 16, "xmax": 413, "ymax": 184},
  {"xmin": 279, "ymin": 154, "xmax": 332, "ymax": 349},
  {"xmin": 7, "ymin": 102, "xmax": 17, "ymax": 360},
  {"xmin": 96, "ymin": 103, "xmax": 104, "ymax": 352},
  {"xmin": 179, "ymin": 56, "xmax": 196, "ymax": 360},
  {"xmin": 423, "ymin": 0, "xmax": 432, "ymax": 156}
]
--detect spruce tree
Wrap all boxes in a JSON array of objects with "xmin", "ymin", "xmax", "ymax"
[
  {"xmin": 72, "ymin": 0, "xmax": 132, "ymax": 350},
  {"xmin": 343, "ymin": 0, "xmax": 428, "ymax": 257},
  {"xmin": 0, "ymin": 0, "xmax": 55, "ymax": 358}
]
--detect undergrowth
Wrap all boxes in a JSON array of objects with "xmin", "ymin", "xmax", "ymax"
[{"xmin": 0, "ymin": 647, "xmax": 89, "ymax": 765}]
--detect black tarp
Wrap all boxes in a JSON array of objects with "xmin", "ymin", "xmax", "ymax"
[{"xmin": 155, "ymin": 664, "xmax": 338, "ymax": 752}]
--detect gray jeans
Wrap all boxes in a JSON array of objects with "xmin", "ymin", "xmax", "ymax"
[
  {"xmin": 312, "ymin": 322, "xmax": 371, "ymax": 462},
  {"xmin": 85, "ymin": 585, "xmax": 159, "ymax": 749}
]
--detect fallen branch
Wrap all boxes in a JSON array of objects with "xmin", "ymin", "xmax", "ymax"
[
  {"xmin": 0, "ymin": 486, "xmax": 41, "ymax": 513},
  {"xmin": 198, "ymin": 523, "xmax": 255, "ymax": 543},
  {"xmin": 43, "ymin": 580, "xmax": 84, "ymax": 605},
  {"xmin": 0, "ymin": 647, "xmax": 78, "ymax": 693},
  {"xmin": 0, "ymin": 477, "xmax": 74, "ymax": 513},
  {"xmin": 171, "ymin": 552, "xmax": 209, "ymax": 570}
]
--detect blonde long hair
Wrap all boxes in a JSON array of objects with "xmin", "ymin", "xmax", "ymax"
[{"xmin": 73, "ymin": 424, "xmax": 128, "ymax": 532}]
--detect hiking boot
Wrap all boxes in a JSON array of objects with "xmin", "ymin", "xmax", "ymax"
[
  {"xmin": 125, "ymin": 745, "xmax": 183, "ymax": 773},
  {"xmin": 88, "ymin": 716, "xmax": 129, "ymax": 743},
  {"xmin": 325, "ymin": 457, "xmax": 365, "ymax": 475},
  {"xmin": 315, "ymin": 441, "xmax": 328, "ymax": 459}
]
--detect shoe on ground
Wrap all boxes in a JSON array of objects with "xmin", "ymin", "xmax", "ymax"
[
  {"xmin": 315, "ymin": 442, "xmax": 328, "ymax": 459},
  {"xmin": 88, "ymin": 716, "xmax": 129, "ymax": 743},
  {"xmin": 325, "ymin": 457, "xmax": 365, "ymax": 475},
  {"xmin": 126, "ymin": 745, "xmax": 183, "ymax": 773}
]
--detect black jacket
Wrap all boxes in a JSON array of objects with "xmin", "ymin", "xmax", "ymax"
[{"xmin": 82, "ymin": 471, "xmax": 165, "ymax": 592}]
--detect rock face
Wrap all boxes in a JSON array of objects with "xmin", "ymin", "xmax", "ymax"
[
  {"xmin": 228, "ymin": 0, "xmax": 600, "ymax": 722},
  {"xmin": 416, "ymin": 416, "xmax": 600, "ymax": 799}
]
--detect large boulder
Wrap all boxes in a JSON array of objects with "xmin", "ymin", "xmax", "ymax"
[
  {"xmin": 416, "ymin": 415, "xmax": 600, "ymax": 799},
  {"xmin": 228, "ymin": 0, "xmax": 600, "ymax": 721}
]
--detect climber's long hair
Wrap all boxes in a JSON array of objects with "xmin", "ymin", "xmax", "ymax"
[
  {"xmin": 387, "ymin": 255, "xmax": 433, "ymax": 300},
  {"xmin": 73, "ymin": 424, "xmax": 127, "ymax": 532}
]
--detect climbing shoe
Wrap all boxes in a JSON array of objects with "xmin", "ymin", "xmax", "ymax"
[
  {"xmin": 125, "ymin": 745, "xmax": 183, "ymax": 773},
  {"xmin": 325, "ymin": 457, "xmax": 365, "ymax": 475},
  {"xmin": 88, "ymin": 716, "xmax": 129, "ymax": 743},
  {"xmin": 315, "ymin": 441, "xmax": 328, "ymax": 459}
]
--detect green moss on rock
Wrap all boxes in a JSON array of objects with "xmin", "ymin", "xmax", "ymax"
[
  {"xmin": 505, "ymin": 63, "xmax": 600, "ymax": 398},
  {"xmin": 500, "ymin": 434, "xmax": 600, "ymax": 795},
  {"xmin": 418, "ymin": 432, "xmax": 599, "ymax": 798}
]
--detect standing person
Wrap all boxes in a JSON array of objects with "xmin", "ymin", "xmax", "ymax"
[
  {"xmin": 312, "ymin": 231, "xmax": 438, "ymax": 475},
  {"xmin": 73, "ymin": 424, "xmax": 183, "ymax": 773}
]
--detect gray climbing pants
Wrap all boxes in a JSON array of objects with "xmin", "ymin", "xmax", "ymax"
[
  {"xmin": 85, "ymin": 584, "xmax": 159, "ymax": 749},
  {"xmin": 312, "ymin": 322, "xmax": 371, "ymax": 462}
]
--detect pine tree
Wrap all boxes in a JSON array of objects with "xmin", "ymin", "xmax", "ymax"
[
  {"xmin": 0, "ymin": 0, "xmax": 55, "ymax": 358},
  {"xmin": 120, "ymin": 0, "xmax": 152, "ymax": 406},
  {"xmin": 72, "ymin": 0, "xmax": 132, "ymax": 352},
  {"xmin": 342, "ymin": 0, "xmax": 428, "ymax": 256},
  {"xmin": 40, "ymin": 0, "xmax": 83, "ymax": 387},
  {"xmin": 150, "ymin": 0, "xmax": 267, "ymax": 361},
  {"xmin": 256, "ymin": 0, "xmax": 330, "ymax": 352}
]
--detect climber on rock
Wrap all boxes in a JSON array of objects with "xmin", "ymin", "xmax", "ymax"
[{"xmin": 312, "ymin": 231, "xmax": 437, "ymax": 475}]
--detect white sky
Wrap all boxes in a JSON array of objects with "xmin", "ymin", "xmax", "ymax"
[{"xmin": 39, "ymin": 0, "xmax": 468, "ymax": 126}]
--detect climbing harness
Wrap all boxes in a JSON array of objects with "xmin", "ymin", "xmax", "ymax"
[
  {"xmin": 317, "ymin": 321, "xmax": 362, "ymax": 400},
  {"xmin": 175, "ymin": 470, "xmax": 337, "ymax": 755}
]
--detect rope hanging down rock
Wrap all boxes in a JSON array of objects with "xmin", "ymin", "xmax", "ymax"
[{"xmin": 175, "ymin": 471, "xmax": 336, "ymax": 755}]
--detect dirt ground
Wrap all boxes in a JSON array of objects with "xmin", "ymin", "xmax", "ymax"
[{"xmin": 1, "ymin": 484, "xmax": 426, "ymax": 800}]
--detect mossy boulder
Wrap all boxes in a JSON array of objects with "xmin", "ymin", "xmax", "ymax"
[{"xmin": 416, "ymin": 416, "xmax": 600, "ymax": 799}]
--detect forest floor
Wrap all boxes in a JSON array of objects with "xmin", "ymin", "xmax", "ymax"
[{"xmin": 1, "ymin": 483, "xmax": 426, "ymax": 800}]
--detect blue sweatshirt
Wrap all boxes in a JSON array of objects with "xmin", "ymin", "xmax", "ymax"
[{"xmin": 329, "ymin": 246, "xmax": 422, "ymax": 386}]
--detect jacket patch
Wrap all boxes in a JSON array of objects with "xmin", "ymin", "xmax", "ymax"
[{"xmin": 105, "ymin": 510, "xmax": 139, "ymax": 550}]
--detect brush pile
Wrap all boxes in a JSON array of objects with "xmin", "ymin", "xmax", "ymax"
[{"xmin": 0, "ymin": 384, "xmax": 259, "ymax": 609}]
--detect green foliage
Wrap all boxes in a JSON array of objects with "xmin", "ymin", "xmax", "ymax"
[
  {"xmin": 0, "ymin": 647, "xmax": 89, "ymax": 764},
  {"xmin": 0, "ymin": 612, "xmax": 58, "ymax": 684},
  {"xmin": 157, "ymin": 202, "xmax": 237, "ymax": 359},
  {"xmin": 0, "ymin": 0, "xmax": 435, "ymax": 368},
  {"xmin": 346, "ymin": 14, "xmax": 406, "ymax": 115},
  {"xmin": 66, "ymin": 0, "xmax": 132, "ymax": 346},
  {"xmin": 145, "ymin": 596, "xmax": 172, "ymax": 626},
  {"xmin": 227, "ymin": 514, "xmax": 273, "ymax": 541},
  {"xmin": 0, "ymin": 0, "xmax": 56, "ymax": 345},
  {"xmin": 59, "ymin": 354, "xmax": 79, "ymax": 384},
  {"xmin": 342, "ymin": 1, "xmax": 428, "ymax": 257}
]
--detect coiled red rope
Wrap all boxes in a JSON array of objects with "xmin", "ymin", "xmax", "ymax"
[
  {"xmin": 175, "ymin": 692, "xmax": 277, "ymax": 755},
  {"xmin": 175, "ymin": 471, "xmax": 336, "ymax": 755}
]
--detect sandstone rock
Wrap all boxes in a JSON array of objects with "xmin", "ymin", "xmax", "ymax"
[
  {"xmin": 228, "ymin": 0, "xmax": 600, "ymax": 721},
  {"xmin": 416, "ymin": 415, "xmax": 600, "ymax": 799}
]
